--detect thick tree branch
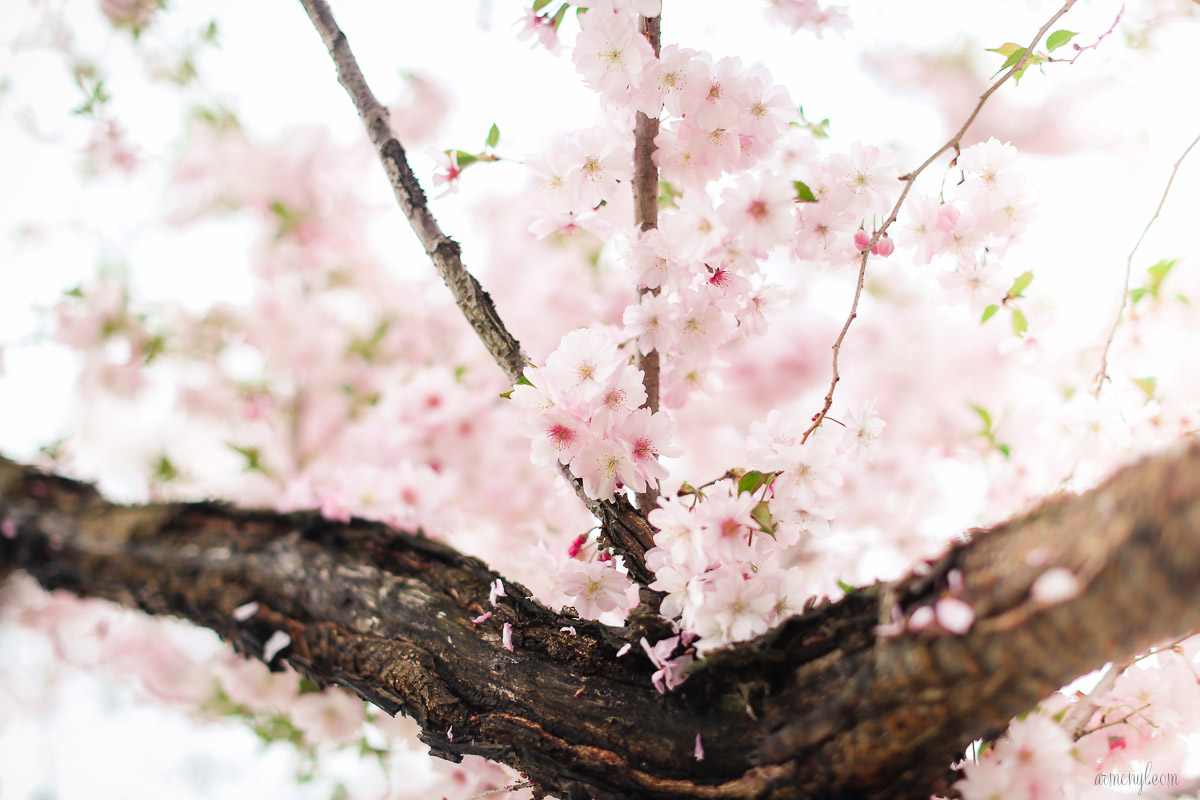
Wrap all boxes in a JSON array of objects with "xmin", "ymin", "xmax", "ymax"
[
  {"xmin": 5, "ymin": 439, "xmax": 1200, "ymax": 797},
  {"xmin": 296, "ymin": 0, "xmax": 658, "ymax": 583}
]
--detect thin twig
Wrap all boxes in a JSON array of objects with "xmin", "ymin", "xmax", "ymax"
[
  {"xmin": 633, "ymin": 12, "xmax": 662, "ymax": 514},
  {"xmin": 1060, "ymin": 656, "xmax": 1132, "ymax": 736},
  {"xmin": 1057, "ymin": 1, "xmax": 1124, "ymax": 65},
  {"xmin": 801, "ymin": 0, "xmax": 1079, "ymax": 443},
  {"xmin": 296, "ymin": 0, "xmax": 660, "ymax": 584},
  {"xmin": 1062, "ymin": 632, "xmax": 1192, "ymax": 736},
  {"xmin": 1092, "ymin": 131, "xmax": 1200, "ymax": 397},
  {"xmin": 1078, "ymin": 701, "xmax": 1154, "ymax": 738}
]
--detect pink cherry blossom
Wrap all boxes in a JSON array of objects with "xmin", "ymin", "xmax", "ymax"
[
  {"xmin": 557, "ymin": 560, "xmax": 637, "ymax": 619},
  {"xmin": 572, "ymin": 10, "xmax": 656, "ymax": 104},
  {"xmin": 719, "ymin": 173, "xmax": 796, "ymax": 254},
  {"xmin": 570, "ymin": 438, "xmax": 642, "ymax": 501}
]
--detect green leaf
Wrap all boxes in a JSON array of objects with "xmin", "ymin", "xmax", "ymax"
[
  {"xmin": 738, "ymin": 470, "xmax": 767, "ymax": 496},
  {"xmin": 153, "ymin": 454, "xmax": 178, "ymax": 482},
  {"xmin": 142, "ymin": 333, "xmax": 167, "ymax": 363},
  {"xmin": 453, "ymin": 150, "xmax": 478, "ymax": 166},
  {"xmin": 1045, "ymin": 29, "xmax": 1079, "ymax": 52},
  {"xmin": 1007, "ymin": 270, "xmax": 1033, "ymax": 298},
  {"xmin": 997, "ymin": 443, "xmax": 1012, "ymax": 458},
  {"xmin": 970, "ymin": 404, "xmax": 993, "ymax": 432},
  {"xmin": 486, "ymin": 123, "xmax": 500, "ymax": 149},
  {"xmin": 658, "ymin": 180, "xmax": 681, "ymax": 209},
  {"xmin": 532, "ymin": 0, "xmax": 553, "ymax": 10},
  {"xmin": 981, "ymin": 304, "xmax": 1000, "ymax": 324},
  {"xmin": 986, "ymin": 42, "xmax": 1024, "ymax": 57},
  {"xmin": 996, "ymin": 47, "xmax": 1027, "ymax": 73},
  {"xmin": 551, "ymin": 3, "xmax": 569, "ymax": 28},
  {"xmin": 836, "ymin": 579, "xmax": 856, "ymax": 594},
  {"xmin": 1132, "ymin": 376, "xmax": 1157, "ymax": 399},
  {"xmin": 1147, "ymin": 257, "xmax": 1178, "ymax": 290},
  {"xmin": 227, "ymin": 443, "xmax": 269, "ymax": 475},
  {"xmin": 1011, "ymin": 307, "xmax": 1028, "ymax": 337},
  {"xmin": 793, "ymin": 180, "xmax": 818, "ymax": 203},
  {"xmin": 750, "ymin": 500, "xmax": 775, "ymax": 535},
  {"xmin": 1128, "ymin": 287, "xmax": 1149, "ymax": 304}
]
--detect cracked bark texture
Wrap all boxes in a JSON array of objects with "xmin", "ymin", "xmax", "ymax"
[{"xmin": 5, "ymin": 439, "xmax": 1200, "ymax": 799}]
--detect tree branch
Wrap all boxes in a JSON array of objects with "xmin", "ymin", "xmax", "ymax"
[
  {"xmin": 6, "ymin": 438, "xmax": 1200, "ymax": 798},
  {"xmin": 296, "ymin": 0, "xmax": 658, "ymax": 584},
  {"xmin": 634, "ymin": 11, "xmax": 662, "ymax": 514},
  {"xmin": 1092, "ymin": 130, "xmax": 1200, "ymax": 397}
]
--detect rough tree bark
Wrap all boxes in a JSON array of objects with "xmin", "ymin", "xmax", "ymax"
[{"xmin": 4, "ymin": 439, "xmax": 1200, "ymax": 799}]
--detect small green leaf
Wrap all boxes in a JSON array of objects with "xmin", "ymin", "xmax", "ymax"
[
  {"xmin": 970, "ymin": 404, "xmax": 993, "ymax": 432},
  {"xmin": 750, "ymin": 501, "xmax": 775, "ymax": 535},
  {"xmin": 227, "ymin": 443, "xmax": 270, "ymax": 475},
  {"xmin": 551, "ymin": 3, "xmax": 569, "ymax": 28},
  {"xmin": 836, "ymin": 579, "xmax": 856, "ymax": 594},
  {"xmin": 486, "ymin": 123, "xmax": 500, "ymax": 149},
  {"xmin": 1128, "ymin": 287, "xmax": 1149, "ymax": 304},
  {"xmin": 738, "ymin": 470, "xmax": 767, "ymax": 496},
  {"xmin": 793, "ymin": 180, "xmax": 818, "ymax": 203},
  {"xmin": 1007, "ymin": 271, "xmax": 1033, "ymax": 298},
  {"xmin": 981, "ymin": 304, "xmax": 1000, "ymax": 324},
  {"xmin": 996, "ymin": 47, "xmax": 1027, "ymax": 73},
  {"xmin": 1011, "ymin": 307, "xmax": 1028, "ymax": 337},
  {"xmin": 997, "ymin": 443, "xmax": 1011, "ymax": 458},
  {"xmin": 1132, "ymin": 376, "xmax": 1157, "ymax": 399},
  {"xmin": 143, "ymin": 333, "xmax": 167, "ymax": 364},
  {"xmin": 658, "ymin": 180, "xmax": 681, "ymax": 209},
  {"xmin": 453, "ymin": 150, "xmax": 478, "ymax": 166},
  {"xmin": 1147, "ymin": 257, "xmax": 1178, "ymax": 289},
  {"xmin": 1045, "ymin": 29, "xmax": 1079, "ymax": 52},
  {"xmin": 986, "ymin": 42, "xmax": 1024, "ymax": 57},
  {"xmin": 532, "ymin": 0, "xmax": 553, "ymax": 10},
  {"xmin": 154, "ymin": 454, "xmax": 178, "ymax": 482}
]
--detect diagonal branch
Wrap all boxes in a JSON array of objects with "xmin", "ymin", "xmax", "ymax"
[
  {"xmin": 296, "ymin": 0, "xmax": 658, "ymax": 583},
  {"xmin": 297, "ymin": 0, "xmax": 525, "ymax": 385},
  {"xmin": 6, "ymin": 438, "xmax": 1200, "ymax": 797}
]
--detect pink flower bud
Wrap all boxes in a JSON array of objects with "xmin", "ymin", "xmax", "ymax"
[
  {"xmin": 567, "ymin": 534, "xmax": 586, "ymax": 558},
  {"xmin": 853, "ymin": 228, "xmax": 871, "ymax": 251},
  {"xmin": 871, "ymin": 233, "xmax": 894, "ymax": 257}
]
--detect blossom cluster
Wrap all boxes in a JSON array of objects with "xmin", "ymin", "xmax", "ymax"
[
  {"xmin": 901, "ymin": 138, "xmax": 1036, "ymax": 312},
  {"xmin": 957, "ymin": 643, "xmax": 1200, "ymax": 800},
  {"xmin": 512, "ymin": 327, "xmax": 680, "ymax": 503},
  {"xmin": 644, "ymin": 403, "xmax": 884, "ymax": 657}
]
